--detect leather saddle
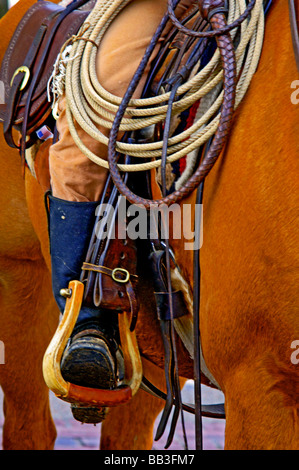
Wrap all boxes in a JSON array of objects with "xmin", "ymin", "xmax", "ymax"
[{"xmin": 0, "ymin": 0, "xmax": 90, "ymax": 152}]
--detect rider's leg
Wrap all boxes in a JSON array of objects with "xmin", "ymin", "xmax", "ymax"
[{"xmin": 48, "ymin": 0, "xmax": 193, "ymax": 390}]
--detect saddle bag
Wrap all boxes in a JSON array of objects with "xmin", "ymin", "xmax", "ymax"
[{"xmin": 0, "ymin": 0, "xmax": 90, "ymax": 150}]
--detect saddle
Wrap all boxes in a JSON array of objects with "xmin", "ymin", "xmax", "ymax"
[{"xmin": 0, "ymin": 0, "xmax": 90, "ymax": 153}]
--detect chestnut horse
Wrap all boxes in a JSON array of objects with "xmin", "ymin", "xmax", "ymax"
[
  {"xmin": 0, "ymin": 0, "xmax": 298, "ymax": 451},
  {"xmin": 169, "ymin": 0, "xmax": 299, "ymax": 449},
  {"xmin": 0, "ymin": 0, "xmax": 193, "ymax": 450}
]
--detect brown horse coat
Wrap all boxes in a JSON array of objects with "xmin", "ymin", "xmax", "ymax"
[{"xmin": 0, "ymin": 0, "xmax": 298, "ymax": 450}]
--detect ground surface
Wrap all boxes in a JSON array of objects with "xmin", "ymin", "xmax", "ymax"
[{"xmin": 0, "ymin": 382, "xmax": 225, "ymax": 450}]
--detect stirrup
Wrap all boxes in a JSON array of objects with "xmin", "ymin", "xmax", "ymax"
[{"xmin": 42, "ymin": 280, "xmax": 142, "ymax": 407}]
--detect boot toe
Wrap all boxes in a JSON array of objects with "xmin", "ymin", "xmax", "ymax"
[
  {"xmin": 61, "ymin": 336, "xmax": 117, "ymax": 389},
  {"xmin": 70, "ymin": 404, "xmax": 108, "ymax": 424}
]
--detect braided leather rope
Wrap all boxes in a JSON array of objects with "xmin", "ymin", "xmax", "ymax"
[
  {"xmin": 168, "ymin": 0, "xmax": 257, "ymax": 37},
  {"xmin": 107, "ymin": 1, "xmax": 238, "ymax": 208}
]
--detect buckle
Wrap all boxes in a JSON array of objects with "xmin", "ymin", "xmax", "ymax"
[
  {"xmin": 112, "ymin": 268, "xmax": 130, "ymax": 283},
  {"xmin": 10, "ymin": 66, "xmax": 30, "ymax": 91}
]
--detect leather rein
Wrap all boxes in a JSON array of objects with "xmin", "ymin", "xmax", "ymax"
[
  {"xmin": 289, "ymin": 0, "xmax": 299, "ymax": 72},
  {"xmin": 111, "ymin": 0, "xmax": 248, "ymax": 450}
]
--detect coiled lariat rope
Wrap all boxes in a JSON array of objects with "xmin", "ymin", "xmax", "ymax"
[{"xmin": 52, "ymin": 0, "xmax": 265, "ymax": 204}]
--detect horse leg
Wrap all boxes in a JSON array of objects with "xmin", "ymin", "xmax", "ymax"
[
  {"xmin": 0, "ymin": 256, "xmax": 58, "ymax": 449},
  {"xmin": 0, "ymin": 134, "xmax": 58, "ymax": 449},
  {"xmin": 224, "ymin": 361, "xmax": 299, "ymax": 450}
]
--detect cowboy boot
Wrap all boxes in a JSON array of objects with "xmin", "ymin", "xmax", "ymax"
[{"xmin": 46, "ymin": 193, "xmax": 125, "ymax": 396}]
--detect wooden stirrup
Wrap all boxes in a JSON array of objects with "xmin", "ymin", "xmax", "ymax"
[{"xmin": 42, "ymin": 280, "xmax": 142, "ymax": 407}]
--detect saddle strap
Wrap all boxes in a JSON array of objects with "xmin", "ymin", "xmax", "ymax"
[
  {"xmin": 2, "ymin": 0, "xmax": 90, "ymax": 152},
  {"xmin": 82, "ymin": 262, "xmax": 139, "ymax": 331},
  {"xmin": 289, "ymin": 0, "xmax": 299, "ymax": 72}
]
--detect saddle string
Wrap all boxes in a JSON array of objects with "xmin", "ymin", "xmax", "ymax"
[
  {"xmin": 138, "ymin": 0, "xmax": 270, "ymax": 438},
  {"xmin": 55, "ymin": 0, "xmax": 264, "ymax": 174},
  {"xmin": 148, "ymin": 42, "xmax": 213, "ymax": 447},
  {"xmin": 191, "ymin": 137, "xmax": 214, "ymax": 450},
  {"xmin": 131, "ymin": 5, "xmax": 225, "ymax": 444},
  {"xmin": 47, "ymin": 21, "xmax": 98, "ymax": 119}
]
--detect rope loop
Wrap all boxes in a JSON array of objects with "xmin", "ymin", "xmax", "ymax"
[{"xmin": 49, "ymin": 0, "xmax": 265, "ymax": 174}]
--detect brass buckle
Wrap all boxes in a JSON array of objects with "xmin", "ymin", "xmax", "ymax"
[
  {"xmin": 10, "ymin": 66, "xmax": 30, "ymax": 91},
  {"xmin": 112, "ymin": 268, "xmax": 130, "ymax": 283}
]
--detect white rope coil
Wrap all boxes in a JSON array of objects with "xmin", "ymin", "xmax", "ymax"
[{"xmin": 51, "ymin": 0, "xmax": 265, "ymax": 172}]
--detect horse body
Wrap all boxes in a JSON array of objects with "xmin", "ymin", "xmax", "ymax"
[
  {"xmin": 0, "ymin": 0, "xmax": 298, "ymax": 450},
  {"xmin": 172, "ymin": 0, "xmax": 299, "ymax": 449}
]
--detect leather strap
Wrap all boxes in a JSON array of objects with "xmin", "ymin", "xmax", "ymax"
[
  {"xmin": 141, "ymin": 376, "xmax": 225, "ymax": 419},
  {"xmin": 289, "ymin": 0, "xmax": 299, "ymax": 71},
  {"xmin": 82, "ymin": 262, "xmax": 139, "ymax": 332},
  {"xmin": 3, "ymin": 0, "xmax": 90, "ymax": 153},
  {"xmin": 4, "ymin": 19, "xmax": 54, "ymax": 148},
  {"xmin": 81, "ymin": 263, "xmax": 138, "ymax": 281}
]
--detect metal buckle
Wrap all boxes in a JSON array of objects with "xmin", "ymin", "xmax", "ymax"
[
  {"xmin": 112, "ymin": 268, "xmax": 130, "ymax": 283},
  {"xmin": 10, "ymin": 66, "xmax": 30, "ymax": 91}
]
